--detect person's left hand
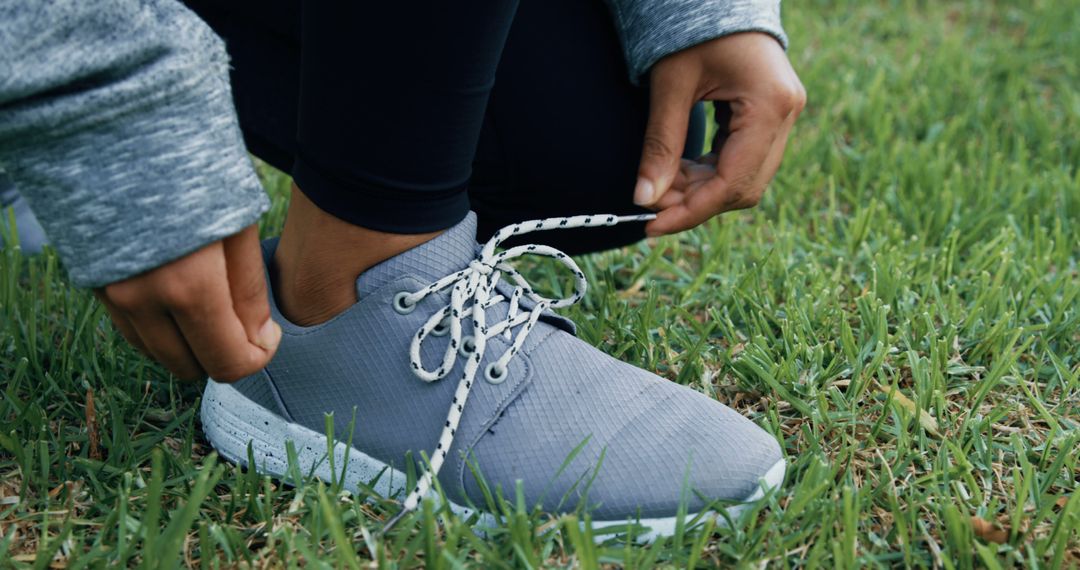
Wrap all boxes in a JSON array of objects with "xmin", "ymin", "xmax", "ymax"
[{"xmin": 634, "ymin": 32, "xmax": 806, "ymax": 236}]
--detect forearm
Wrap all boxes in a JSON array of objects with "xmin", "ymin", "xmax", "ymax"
[{"xmin": 0, "ymin": 0, "xmax": 268, "ymax": 287}]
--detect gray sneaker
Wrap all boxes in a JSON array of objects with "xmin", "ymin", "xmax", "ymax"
[{"xmin": 201, "ymin": 212, "xmax": 784, "ymax": 538}]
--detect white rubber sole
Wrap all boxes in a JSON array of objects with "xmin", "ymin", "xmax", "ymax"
[{"xmin": 201, "ymin": 381, "xmax": 785, "ymax": 542}]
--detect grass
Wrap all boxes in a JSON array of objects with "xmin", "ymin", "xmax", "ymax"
[{"xmin": 1, "ymin": 0, "xmax": 1078, "ymax": 567}]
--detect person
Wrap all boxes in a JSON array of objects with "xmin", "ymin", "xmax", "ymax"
[{"xmin": 0, "ymin": 0, "xmax": 804, "ymax": 535}]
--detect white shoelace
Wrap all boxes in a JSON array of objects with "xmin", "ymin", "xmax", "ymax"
[{"xmin": 382, "ymin": 212, "xmax": 655, "ymax": 530}]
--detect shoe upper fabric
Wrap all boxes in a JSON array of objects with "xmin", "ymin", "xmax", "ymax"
[{"xmin": 230, "ymin": 212, "xmax": 781, "ymax": 519}]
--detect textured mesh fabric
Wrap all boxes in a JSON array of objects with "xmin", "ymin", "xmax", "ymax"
[
  {"xmin": 226, "ymin": 212, "xmax": 781, "ymax": 518},
  {"xmin": 461, "ymin": 331, "xmax": 781, "ymax": 517}
]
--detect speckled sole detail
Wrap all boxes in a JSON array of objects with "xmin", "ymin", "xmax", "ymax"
[{"xmin": 202, "ymin": 381, "xmax": 786, "ymax": 542}]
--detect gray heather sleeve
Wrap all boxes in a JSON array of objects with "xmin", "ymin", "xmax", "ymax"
[
  {"xmin": 0, "ymin": 0, "xmax": 269, "ymax": 288},
  {"xmin": 606, "ymin": 0, "xmax": 788, "ymax": 84}
]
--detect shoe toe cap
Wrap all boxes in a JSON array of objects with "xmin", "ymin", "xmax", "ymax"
[
  {"xmin": 588, "ymin": 385, "xmax": 783, "ymax": 519},
  {"xmin": 458, "ymin": 339, "xmax": 783, "ymax": 520}
]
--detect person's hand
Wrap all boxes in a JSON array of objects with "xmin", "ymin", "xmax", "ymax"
[
  {"xmin": 95, "ymin": 225, "xmax": 281, "ymax": 382},
  {"xmin": 634, "ymin": 32, "xmax": 806, "ymax": 236}
]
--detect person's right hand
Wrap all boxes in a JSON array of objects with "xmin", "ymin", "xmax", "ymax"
[
  {"xmin": 94, "ymin": 224, "xmax": 281, "ymax": 382},
  {"xmin": 633, "ymin": 32, "xmax": 805, "ymax": 236}
]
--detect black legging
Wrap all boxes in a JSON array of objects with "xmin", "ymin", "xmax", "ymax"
[{"xmin": 184, "ymin": 0, "xmax": 709, "ymax": 254}]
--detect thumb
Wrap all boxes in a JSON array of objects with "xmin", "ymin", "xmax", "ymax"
[{"xmin": 635, "ymin": 79, "xmax": 695, "ymax": 207}]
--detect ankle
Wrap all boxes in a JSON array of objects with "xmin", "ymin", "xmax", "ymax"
[
  {"xmin": 271, "ymin": 254, "xmax": 357, "ymax": 326},
  {"xmin": 271, "ymin": 185, "xmax": 443, "ymax": 326}
]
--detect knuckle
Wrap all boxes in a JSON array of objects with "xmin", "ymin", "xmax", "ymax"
[
  {"xmin": 159, "ymin": 281, "xmax": 196, "ymax": 308},
  {"xmin": 641, "ymin": 134, "xmax": 676, "ymax": 162},
  {"xmin": 729, "ymin": 187, "xmax": 765, "ymax": 210},
  {"xmin": 234, "ymin": 275, "xmax": 268, "ymax": 309},
  {"xmin": 717, "ymin": 178, "xmax": 766, "ymax": 212},
  {"xmin": 791, "ymin": 84, "xmax": 808, "ymax": 115},
  {"xmin": 768, "ymin": 82, "xmax": 807, "ymax": 117},
  {"xmin": 773, "ymin": 90, "xmax": 799, "ymax": 115},
  {"xmin": 724, "ymin": 189, "xmax": 747, "ymax": 209},
  {"xmin": 742, "ymin": 193, "xmax": 764, "ymax": 208}
]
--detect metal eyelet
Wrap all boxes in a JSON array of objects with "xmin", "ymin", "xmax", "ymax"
[
  {"xmin": 458, "ymin": 335, "xmax": 476, "ymax": 357},
  {"xmin": 484, "ymin": 363, "xmax": 508, "ymax": 384},
  {"xmin": 431, "ymin": 317, "xmax": 450, "ymax": 337},
  {"xmin": 393, "ymin": 291, "xmax": 416, "ymax": 315}
]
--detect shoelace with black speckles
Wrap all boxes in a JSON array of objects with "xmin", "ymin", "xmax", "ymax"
[{"xmin": 383, "ymin": 213, "xmax": 655, "ymax": 531}]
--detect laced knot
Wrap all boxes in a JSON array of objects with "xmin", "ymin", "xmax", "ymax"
[
  {"xmin": 468, "ymin": 259, "xmax": 495, "ymax": 275},
  {"xmin": 382, "ymin": 212, "xmax": 655, "ymax": 532}
]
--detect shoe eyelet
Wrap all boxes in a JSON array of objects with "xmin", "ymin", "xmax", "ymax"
[
  {"xmin": 431, "ymin": 317, "xmax": 450, "ymax": 337},
  {"xmin": 458, "ymin": 335, "xmax": 476, "ymax": 357},
  {"xmin": 393, "ymin": 291, "xmax": 417, "ymax": 315},
  {"xmin": 484, "ymin": 362, "xmax": 508, "ymax": 384}
]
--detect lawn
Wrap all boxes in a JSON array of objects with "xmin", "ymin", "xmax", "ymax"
[{"xmin": 1, "ymin": 0, "xmax": 1078, "ymax": 567}]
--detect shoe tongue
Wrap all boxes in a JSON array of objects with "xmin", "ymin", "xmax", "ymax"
[{"xmin": 356, "ymin": 212, "xmax": 479, "ymax": 298}]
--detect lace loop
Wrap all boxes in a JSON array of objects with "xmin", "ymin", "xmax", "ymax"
[{"xmin": 383, "ymin": 212, "xmax": 655, "ymax": 531}]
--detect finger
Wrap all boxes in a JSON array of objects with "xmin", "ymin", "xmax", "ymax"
[
  {"xmin": 222, "ymin": 225, "xmax": 281, "ymax": 352},
  {"xmin": 168, "ymin": 260, "xmax": 276, "ymax": 383},
  {"xmin": 635, "ymin": 69, "xmax": 698, "ymax": 207},
  {"xmin": 94, "ymin": 292, "xmax": 150, "ymax": 356},
  {"xmin": 713, "ymin": 103, "xmax": 781, "ymax": 208},
  {"xmin": 646, "ymin": 110, "xmax": 779, "ymax": 235},
  {"xmin": 652, "ymin": 187, "xmax": 686, "ymax": 211},
  {"xmin": 125, "ymin": 308, "xmax": 207, "ymax": 382},
  {"xmin": 645, "ymin": 202, "xmax": 697, "ymax": 237},
  {"xmin": 683, "ymin": 155, "xmax": 719, "ymax": 186},
  {"xmin": 750, "ymin": 107, "xmax": 799, "ymax": 193},
  {"xmin": 739, "ymin": 77, "xmax": 806, "ymax": 198},
  {"xmin": 647, "ymin": 159, "xmax": 712, "ymax": 212}
]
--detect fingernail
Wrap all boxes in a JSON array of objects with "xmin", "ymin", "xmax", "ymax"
[
  {"xmin": 633, "ymin": 178, "xmax": 654, "ymax": 206},
  {"xmin": 254, "ymin": 319, "xmax": 282, "ymax": 351}
]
